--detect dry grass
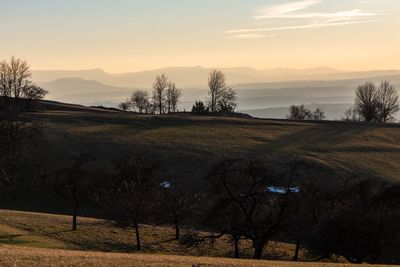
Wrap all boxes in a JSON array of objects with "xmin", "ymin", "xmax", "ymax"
[
  {"xmin": 0, "ymin": 245, "xmax": 392, "ymax": 267},
  {"xmin": 0, "ymin": 210, "xmax": 299, "ymax": 260},
  {"xmin": 27, "ymin": 111, "xmax": 400, "ymax": 190}
]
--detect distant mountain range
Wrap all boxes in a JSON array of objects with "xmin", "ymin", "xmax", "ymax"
[
  {"xmin": 33, "ymin": 66, "xmax": 400, "ymax": 88},
  {"xmin": 33, "ymin": 66, "xmax": 400, "ymax": 120}
]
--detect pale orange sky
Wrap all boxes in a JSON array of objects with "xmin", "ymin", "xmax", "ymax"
[{"xmin": 1, "ymin": 0, "xmax": 400, "ymax": 72}]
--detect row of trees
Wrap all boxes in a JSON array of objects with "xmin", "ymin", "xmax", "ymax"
[
  {"xmin": 285, "ymin": 81, "xmax": 399, "ymax": 123},
  {"xmin": 119, "ymin": 75, "xmax": 183, "ymax": 114},
  {"xmin": 30, "ymin": 153, "xmax": 400, "ymax": 264},
  {"xmin": 191, "ymin": 70, "xmax": 237, "ymax": 114},
  {"xmin": 287, "ymin": 105, "xmax": 326, "ymax": 120},
  {"xmin": 2, "ymin": 102, "xmax": 399, "ymax": 264},
  {"xmin": 344, "ymin": 81, "xmax": 399, "ymax": 122},
  {"xmin": 119, "ymin": 70, "xmax": 238, "ymax": 115}
]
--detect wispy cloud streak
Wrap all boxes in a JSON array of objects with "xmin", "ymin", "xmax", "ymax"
[
  {"xmin": 225, "ymin": 20, "xmax": 380, "ymax": 34},
  {"xmin": 254, "ymin": 9, "xmax": 382, "ymax": 20},
  {"xmin": 225, "ymin": 0, "xmax": 385, "ymax": 39},
  {"xmin": 228, "ymin": 33, "xmax": 275, "ymax": 40},
  {"xmin": 256, "ymin": 0, "xmax": 321, "ymax": 18}
]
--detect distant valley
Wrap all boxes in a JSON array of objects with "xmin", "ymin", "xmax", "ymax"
[{"xmin": 33, "ymin": 66, "xmax": 400, "ymax": 120}]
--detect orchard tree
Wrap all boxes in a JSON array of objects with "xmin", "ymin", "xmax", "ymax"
[
  {"xmin": 52, "ymin": 154, "xmax": 95, "ymax": 231},
  {"xmin": 95, "ymin": 155, "xmax": 161, "ymax": 251}
]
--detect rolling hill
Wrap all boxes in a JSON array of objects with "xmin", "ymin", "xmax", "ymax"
[
  {"xmin": 0, "ymin": 209, "xmax": 393, "ymax": 266},
  {"xmin": 10, "ymin": 101, "xmax": 398, "ymax": 214}
]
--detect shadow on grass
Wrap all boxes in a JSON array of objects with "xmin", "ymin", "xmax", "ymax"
[{"xmin": 0, "ymin": 234, "xmax": 32, "ymax": 245}]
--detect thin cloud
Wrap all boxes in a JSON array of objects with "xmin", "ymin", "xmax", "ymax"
[
  {"xmin": 225, "ymin": 0, "xmax": 385, "ymax": 38},
  {"xmin": 256, "ymin": 0, "xmax": 322, "ymax": 18},
  {"xmin": 228, "ymin": 33, "xmax": 275, "ymax": 40},
  {"xmin": 255, "ymin": 9, "xmax": 382, "ymax": 20},
  {"xmin": 225, "ymin": 20, "xmax": 381, "ymax": 34}
]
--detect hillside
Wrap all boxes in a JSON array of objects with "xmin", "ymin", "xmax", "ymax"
[
  {"xmin": 23, "ymin": 105, "xmax": 400, "ymax": 192},
  {"xmin": 0, "ymin": 210, "xmax": 391, "ymax": 266},
  {"xmin": 0, "ymin": 247, "xmax": 390, "ymax": 267}
]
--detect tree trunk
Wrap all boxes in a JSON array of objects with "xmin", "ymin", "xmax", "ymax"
[
  {"xmin": 72, "ymin": 204, "xmax": 78, "ymax": 231},
  {"xmin": 134, "ymin": 222, "xmax": 141, "ymax": 251},
  {"xmin": 234, "ymin": 237, "xmax": 240, "ymax": 259},
  {"xmin": 294, "ymin": 240, "xmax": 300, "ymax": 261},
  {"xmin": 175, "ymin": 223, "xmax": 180, "ymax": 240},
  {"xmin": 253, "ymin": 239, "xmax": 266, "ymax": 259}
]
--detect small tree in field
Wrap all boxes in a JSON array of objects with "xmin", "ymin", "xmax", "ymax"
[
  {"xmin": 205, "ymin": 158, "xmax": 303, "ymax": 259},
  {"xmin": 155, "ymin": 179, "xmax": 196, "ymax": 240},
  {"xmin": 95, "ymin": 155, "xmax": 161, "ymax": 251},
  {"xmin": 287, "ymin": 105, "xmax": 311, "ymax": 120},
  {"xmin": 207, "ymin": 70, "xmax": 226, "ymax": 112},
  {"xmin": 152, "ymin": 74, "xmax": 168, "ymax": 114},
  {"xmin": 0, "ymin": 57, "xmax": 47, "ymax": 110},
  {"xmin": 192, "ymin": 101, "xmax": 208, "ymax": 114},
  {"xmin": 118, "ymin": 100, "xmax": 130, "ymax": 111},
  {"xmin": 217, "ymin": 87, "xmax": 237, "ymax": 112},
  {"xmin": 377, "ymin": 81, "xmax": 399, "ymax": 122},
  {"xmin": 349, "ymin": 81, "xmax": 399, "ymax": 123},
  {"xmin": 52, "ymin": 154, "xmax": 95, "ymax": 231},
  {"xmin": 287, "ymin": 105, "xmax": 325, "ymax": 121},
  {"xmin": 206, "ymin": 70, "xmax": 237, "ymax": 113},
  {"xmin": 354, "ymin": 82, "xmax": 379, "ymax": 122},
  {"xmin": 166, "ymin": 82, "xmax": 182, "ymax": 113},
  {"xmin": 131, "ymin": 90, "xmax": 150, "ymax": 114}
]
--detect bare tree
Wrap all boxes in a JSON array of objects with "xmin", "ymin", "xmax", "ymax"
[
  {"xmin": 342, "ymin": 107, "xmax": 359, "ymax": 121},
  {"xmin": 217, "ymin": 87, "xmax": 237, "ymax": 112},
  {"xmin": 309, "ymin": 179, "xmax": 400, "ymax": 264},
  {"xmin": 287, "ymin": 105, "xmax": 312, "ymax": 120},
  {"xmin": 0, "ymin": 57, "xmax": 47, "ymax": 110},
  {"xmin": 208, "ymin": 70, "xmax": 226, "ymax": 112},
  {"xmin": 152, "ymin": 74, "xmax": 168, "ymax": 114},
  {"xmin": 312, "ymin": 107, "xmax": 326, "ymax": 120},
  {"xmin": 155, "ymin": 179, "xmax": 196, "ymax": 240},
  {"xmin": 166, "ymin": 82, "xmax": 182, "ymax": 113},
  {"xmin": 51, "ymin": 154, "xmax": 95, "ymax": 231},
  {"xmin": 0, "ymin": 113, "xmax": 33, "ymax": 196},
  {"xmin": 377, "ymin": 81, "xmax": 399, "ymax": 122},
  {"xmin": 22, "ymin": 85, "xmax": 48, "ymax": 110},
  {"xmin": 205, "ymin": 158, "xmax": 302, "ymax": 259},
  {"xmin": 354, "ymin": 82, "xmax": 379, "ymax": 122},
  {"xmin": 118, "ymin": 100, "xmax": 130, "ymax": 111},
  {"xmin": 131, "ymin": 90, "xmax": 150, "ymax": 114},
  {"xmin": 95, "ymin": 155, "xmax": 161, "ymax": 251},
  {"xmin": 192, "ymin": 101, "xmax": 208, "ymax": 114}
]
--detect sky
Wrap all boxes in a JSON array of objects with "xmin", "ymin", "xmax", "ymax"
[{"xmin": 1, "ymin": 0, "xmax": 400, "ymax": 72}]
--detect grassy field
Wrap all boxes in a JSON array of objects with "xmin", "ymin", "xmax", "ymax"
[
  {"xmin": 0, "ymin": 210, "xmax": 299, "ymax": 260},
  {"xmin": 0, "ymin": 245, "xmax": 392, "ymax": 267},
  {"xmin": 0, "ymin": 210, "xmax": 390, "ymax": 267},
  {"xmin": 27, "ymin": 109, "xmax": 400, "ymax": 188},
  {"xmin": 2, "ymin": 107, "xmax": 399, "ymax": 266}
]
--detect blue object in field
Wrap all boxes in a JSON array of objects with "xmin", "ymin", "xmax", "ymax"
[
  {"xmin": 161, "ymin": 181, "xmax": 171, "ymax": 189},
  {"xmin": 266, "ymin": 186, "xmax": 300, "ymax": 194}
]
